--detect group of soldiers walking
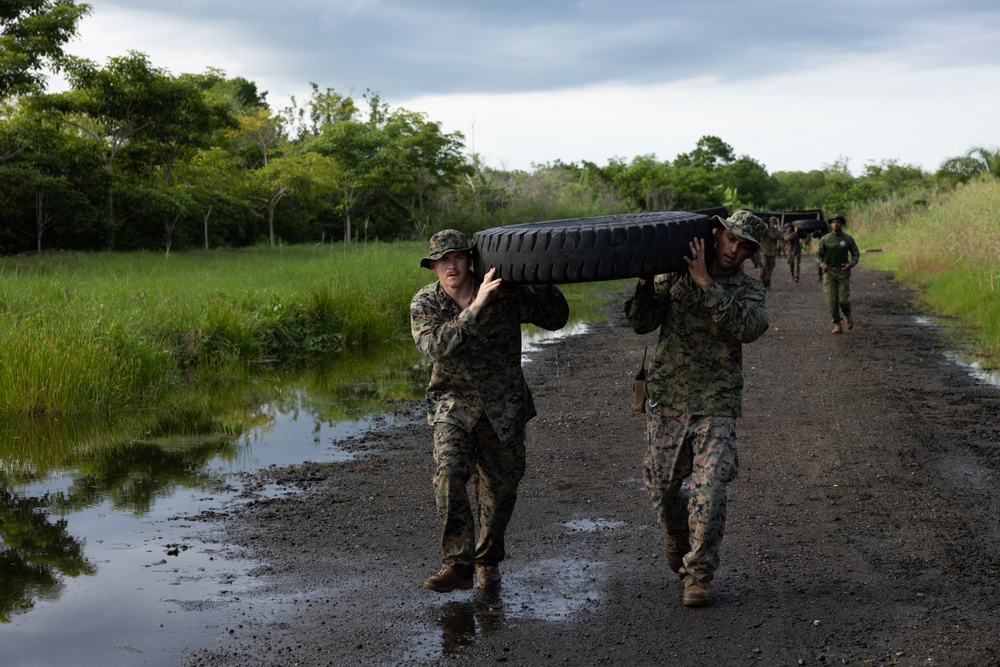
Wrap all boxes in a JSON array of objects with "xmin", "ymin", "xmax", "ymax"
[
  {"xmin": 757, "ymin": 214, "xmax": 860, "ymax": 334},
  {"xmin": 409, "ymin": 209, "xmax": 859, "ymax": 611}
]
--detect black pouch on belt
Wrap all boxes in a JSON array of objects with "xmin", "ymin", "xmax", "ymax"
[{"xmin": 632, "ymin": 347, "xmax": 647, "ymax": 413}]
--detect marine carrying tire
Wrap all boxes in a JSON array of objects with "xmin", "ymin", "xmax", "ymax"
[{"xmin": 472, "ymin": 210, "xmax": 719, "ymax": 284}]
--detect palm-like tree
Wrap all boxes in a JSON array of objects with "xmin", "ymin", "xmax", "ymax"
[{"xmin": 936, "ymin": 145, "xmax": 1000, "ymax": 187}]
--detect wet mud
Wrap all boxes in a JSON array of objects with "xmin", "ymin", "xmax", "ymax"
[{"xmin": 182, "ymin": 264, "xmax": 1000, "ymax": 667}]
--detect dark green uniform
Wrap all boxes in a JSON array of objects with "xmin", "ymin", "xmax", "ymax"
[
  {"xmin": 816, "ymin": 230, "xmax": 860, "ymax": 325},
  {"xmin": 411, "ymin": 278, "xmax": 568, "ymax": 573}
]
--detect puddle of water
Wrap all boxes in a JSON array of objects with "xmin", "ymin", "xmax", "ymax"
[
  {"xmin": 562, "ymin": 518, "xmax": 626, "ymax": 532},
  {"xmin": 942, "ymin": 350, "xmax": 1000, "ymax": 387},
  {"xmin": 399, "ymin": 514, "xmax": 630, "ymax": 662},
  {"xmin": 0, "ymin": 484, "xmax": 257, "ymax": 667},
  {"xmin": 912, "ymin": 315, "xmax": 1000, "ymax": 387},
  {"xmin": 401, "ymin": 557, "xmax": 608, "ymax": 663},
  {"xmin": 522, "ymin": 322, "xmax": 591, "ymax": 361},
  {"xmin": 0, "ymin": 391, "xmax": 415, "ymax": 666},
  {"xmin": 0, "ymin": 321, "xmax": 596, "ymax": 666}
]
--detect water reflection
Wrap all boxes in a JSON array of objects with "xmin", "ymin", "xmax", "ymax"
[
  {"xmin": 0, "ymin": 339, "xmax": 428, "ymax": 628},
  {"xmin": 913, "ymin": 316, "xmax": 1000, "ymax": 387},
  {"xmin": 437, "ymin": 590, "xmax": 507, "ymax": 657},
  {"xmin": 943, "ymin": 350, "xmax": 1000, "ymax": 387},
  {"xmin": 0, "ymin": 319, "xmax": 590, "ymax": 662},
  {"xmin": 405, "ymin": 557, "xmax": 608, "ymax": 662},
  {"xmin": 0, "ymin": 480, "xmax": 96, "ymax": 622}
]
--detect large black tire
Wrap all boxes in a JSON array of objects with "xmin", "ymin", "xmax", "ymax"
[
  {"xmin": 472, "ymin": 210, "xmax": 718, "ymax": 284},
  {"xmin": 792, "ymin": 218, "xmax": 828, "ymax": 233},
  {"xmin": 792, "ymin": 218, "xmax": 828, "ymax": 239}
]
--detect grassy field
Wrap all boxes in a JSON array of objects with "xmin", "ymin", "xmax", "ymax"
[
  {"xmin": 0, "ymin": 243, "xmax": 624, "ymax": 417},
  {"xmin": 6, "ymin": 176, "xmax": 997, "ymax": 423},
  {"xmin": 0, "ymin": 243, "xmax": 431, "ymax": 416},
  {"xmin": 851, "ymin": 177, "xmax": 1000, "ymax": 366}
]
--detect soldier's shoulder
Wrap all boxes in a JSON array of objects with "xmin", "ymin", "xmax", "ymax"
[{"xmin": 412, "ymin": 281, "xmax": 441, "ymax": 304}]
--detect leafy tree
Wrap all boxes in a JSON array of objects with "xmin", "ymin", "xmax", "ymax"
[
  {"xmin": 37, "ymin": 54, "xmax": 239, "ymax": 249},
  {"xmin": 229, "ymin": 105, "xmax": 285, "ymax": 168},
  {"xmin": 937, "ymin": 146, "xmax": 1000, "ymax": 188},
  {"xmin": 720, "ymin": 156, "xmax": 772, "ymax": 209},
  {"xmin": 0, "ymin": 99, "xmax": 105, "ymax": 252},
  {"xmin": 598, "ymin": 154, "xmax": 674, "ymax": 212},
  {"xmin": 174, "ymin": 147, "xmax": 253, "ymax": 249},
  {"xmin": 0, "ymin": 0, "xmax": 91, "ymax": 102},
  {"xmin": 379, "ymin": 108, "xmax": 470, "ymax": 236},
  {"xmin": 250, "ymin": 151, "xmax": 338, "ymax": 246},
  {"xmin": 198, "ymin": 69, "xmax": 268, "ymax": 113},
  {"xmin": 768, "ymin": 170, "xmax": 828, "ymax": 210},
  {"xmin": 307, "ymin": 117, "xmax": 383, "ymax": 243},
  {"xmin": 676, "ymin": 135, "xmax": 735, "ymax": 171},
  {"xmin": 860, "ymin": 159, "xmax": 932, "ymax": 199},
  {"xmin": 147, "ymin": 71, "xmax": 237, "ymax": 182},
  {"xmin": 283, "ymin": 83, "xmax": 357, "ymax": 142},
  {"xmin": 39, "ymin": 52, "xmax": 171, "ymax": 239}
]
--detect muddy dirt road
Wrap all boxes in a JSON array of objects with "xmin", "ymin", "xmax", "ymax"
[{"xmin": 183, "ymin": 262, "xmax": 1000, "ymax": 667}]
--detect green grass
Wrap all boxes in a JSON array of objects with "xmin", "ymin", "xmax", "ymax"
[
  {"xmin": 0, "ymin": 243, "xmax": 428, "ymax": 416},
  {"xmin": 851, "ymin": 177, "xmax": 1000, "ymax": 366},
  {"xmin": 0, "ymin": 242, "xmax": 628, "ymax": 418}
]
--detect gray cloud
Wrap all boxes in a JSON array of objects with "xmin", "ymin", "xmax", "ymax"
[{"xmin": 94, "ymin": 0, "xmax": 1000, "ymax": 98}]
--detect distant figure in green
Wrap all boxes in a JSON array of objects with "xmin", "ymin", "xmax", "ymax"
[
  {"xmin": 783, "ymin": 223, "xmax": 802, "ymax": 283},
  {"xmin": 816, "ymin": 214, "xmax": 860, "ymax": 333},
  {"xmin": 759, "ymin": 217, "xmax": 782, "ymax": 289},
  {"xmin": 410, "ymin": 230, "xmax": 569, "ymax": 593},
  {"xmin": 625, "ymin": 210, "xmax": 769, "ymax": 608}
]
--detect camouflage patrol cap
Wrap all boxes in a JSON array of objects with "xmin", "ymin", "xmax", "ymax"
[
  {"xmin": 769, "ymin": 216, "xmax": 779, "ymax": 224},
  {"xmin": 710, "ymin": 209, "xmax": 766, "ymax": 249},
  {"xmin": 420, "ymin": 229, "xmax": 474, "ymax": 269},
  {"xmin": 828, "ymin": 214, "xmax": 847, "ymax": 225}
]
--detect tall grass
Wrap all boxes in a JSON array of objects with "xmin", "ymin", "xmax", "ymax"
[
  {"xmin": 0, "ymin": 242, "xmax": 629, "ymax": 418},
  {"xmin": 0, "ymin": 243, "xmax": 428, "ymax": 416},
  {"xmin": 851, "ymin": 177, "xmax": 1000, "ymax": 364}
]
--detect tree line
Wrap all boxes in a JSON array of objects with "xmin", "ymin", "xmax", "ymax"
[{"xmin": 1, "ymin": 1, "xmax": 996, "ymax": 255}]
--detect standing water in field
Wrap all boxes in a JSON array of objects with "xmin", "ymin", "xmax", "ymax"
[
  {"xmin": 0, "ymin": 339, "xmax": 428, "ymax": 666},
  {"xmin": 0, "ymin": 325, "xmax": 580, "ymax": 666}
]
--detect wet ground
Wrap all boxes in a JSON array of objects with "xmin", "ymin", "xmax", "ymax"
[{"xmin": 180, "ymin": 263, "xmax": 1000, "ymax": 667}]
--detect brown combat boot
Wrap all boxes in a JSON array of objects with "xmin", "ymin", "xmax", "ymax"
[
  {"xmin": 665, "ymin": 534, "xmax": 690, "ymax": 573},
  {"xmin": 845, "ymin": 315, "xmax": 854, "ymax": 330},
  {"xmin": 476, "ymin": 564, "xmax": 501, "ymax": 588},
  {"xmin": 423, "ymin": 565, "xmax": 473, "ymax": 593},
  {"xmin": 682, "ymin": 578, "xmax": 713, "ymax": 607},
  {"xmin": 831, "ymin": 322, "xmax": 843, "ymax": 334}
]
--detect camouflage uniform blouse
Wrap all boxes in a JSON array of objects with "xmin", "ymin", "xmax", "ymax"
[
  {"xmin": 761, "ymin": 227, "xmax": 782, "ymax": 257},
  {"xmin": 783, "ymin": 228, "xmax": 801, "ymax": 255},
  {"xmin": 625, "ymin": 271, "xmax": 768, "ymax": 417},
  {"xmin": 410, "ymin": 279, "xmax": 569, "ymax": 442}
]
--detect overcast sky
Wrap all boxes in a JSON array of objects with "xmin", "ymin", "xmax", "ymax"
[{"xmin": 60, "ymin": 0, "xmax": 1000, "ymax": 174}]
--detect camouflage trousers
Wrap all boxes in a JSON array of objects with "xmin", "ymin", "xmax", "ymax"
[
  {"xmin": 432, "ymin": 418, "xmax": 526, "ymax": 572},
  {"xmin": 787, "ymin": 252, "xmax": 801, "ymax": 281},
  {"xmin": 822, "ymin": 269, "xmax": 852, "ymax": 324},
  {"xmin": 644, "ymin": 405, "xmax": 739, "ymax": 582},
  {"xmin": 762, "ymin": 255, "xmax": 777, "ymax": 288}
]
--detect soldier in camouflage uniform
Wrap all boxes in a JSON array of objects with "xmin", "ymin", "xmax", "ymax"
[
  {"xmin": 816, "ymin": 214, "xmax": 860, "ymax": 334},
  {"xmin": 625, "ymin": 210, "xmax": 769, "ymax": 607},
  {"xmin": 783, "ymin": 223, "xmax": 802, "ymax": 283},
  {"xmin": 759, "ymin": 217, "xmax": 782, "ymax": 289},
  {"xmin": 410, "ymin": 230, "xmax": 569, "ymax": 593}
]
